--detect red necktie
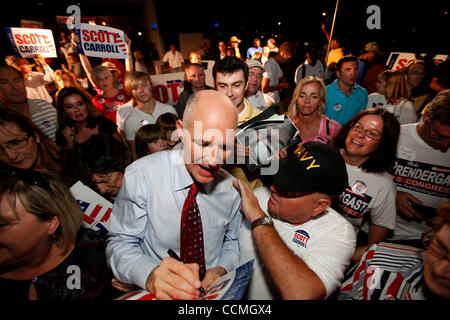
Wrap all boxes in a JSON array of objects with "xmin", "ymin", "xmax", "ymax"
[{"xmin": 180, "ymin": 183, "xmax": 206, "ymax": 280}]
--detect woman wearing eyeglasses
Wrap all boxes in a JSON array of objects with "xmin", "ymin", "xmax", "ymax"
[
  {"xmin": 332, "ymin": 107, "xmax": 400, "ymax": 263},
  {"xmin": 0, "ymin": 108, "xmax": 65, "ymax": 175},
  {"xmin": 0, "ymin": 169, "xmax": 121, "ymax": 300}
]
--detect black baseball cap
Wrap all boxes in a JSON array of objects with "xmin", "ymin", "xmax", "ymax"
[{"xmin": 274, "ymin": 141, "xmax": 348, "ymax": 195}]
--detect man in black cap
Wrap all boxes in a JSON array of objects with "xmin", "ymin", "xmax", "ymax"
[{"xmin": 234, "ymin": 141, "xmax": 356, "ymax": 299}]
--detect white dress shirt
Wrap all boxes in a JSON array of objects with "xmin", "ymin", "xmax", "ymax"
[{"xmin": 106, "ymin": 150, "xmax": 242, "ymax": 289}]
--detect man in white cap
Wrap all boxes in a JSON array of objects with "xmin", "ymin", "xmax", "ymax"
[{"xmin": 246, "ymin": 59, "xmax": 267, "ymax": 111}]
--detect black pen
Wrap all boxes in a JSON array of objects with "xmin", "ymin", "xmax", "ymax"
[{"xmin": 167, "ymin": 249, "xmax": 205, "ymax": 294}]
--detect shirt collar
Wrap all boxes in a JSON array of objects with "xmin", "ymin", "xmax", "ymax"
[
  {"xmin": 172, "ymin": 150, "xmax": 216, "ymax": 194},
  {"xmin": 173, "ymin": 150, "xmax": 193, "ymax": 192},
  {"xmin": 332, "ymin": 79, "xmax": 359, "ymax": 92}
]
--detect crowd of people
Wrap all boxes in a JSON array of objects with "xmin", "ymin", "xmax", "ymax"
[{"xmin": 0, "ymin": 22, "xmax": 449, "ymax": 302}]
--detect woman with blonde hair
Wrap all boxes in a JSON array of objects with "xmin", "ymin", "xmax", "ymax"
[
  {"xmin": 0, "ymin": 169, "xmax": 120, "ymax": 300},
  {"xmin": 368, "ymin": 69, "xmax": 417, "ymax": 124},
  {"xmin": 287, "ymin": 76, "xmax": 341, "ymax": 145}
]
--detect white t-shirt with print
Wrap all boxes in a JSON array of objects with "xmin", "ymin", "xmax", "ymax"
[
  {"xmin": 336, "ymin": 163, "xmax": 397, "ymax": 233},
  {"xmin": 239, "ymin": 187, "xmax": 356, "ymax": 299},
  {"xmin": 124, "ymin": 101, "xmax": 176, "ymax": 140},
  {"xmin": 388, "ymin": 123, "xmax": 450, "ymax": 240}
]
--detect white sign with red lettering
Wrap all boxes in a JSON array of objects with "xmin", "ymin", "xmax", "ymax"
[
  {"xmin": 4, "ymin": 27, "xmax": 57, "ymax": 58},
  {"xmin": 150, "ymin": 72, "xmax": 185, "ymax": 105},
  {"xmin": 75, "ymin": 23, "xmax": 128, "ymax": 59},
  {"xmin": 387, "ymin": 52, "xmax": 448, "ymax": 70}
]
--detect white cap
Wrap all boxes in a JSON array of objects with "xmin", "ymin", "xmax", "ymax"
[{"xmin": 246, "ymin": 59, "xmax": 265, "ymax": 72}]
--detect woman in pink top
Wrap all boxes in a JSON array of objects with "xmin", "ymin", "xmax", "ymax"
[{"xmin": 287, "ymin": 76, "xmax": 341, "ymax": 145}]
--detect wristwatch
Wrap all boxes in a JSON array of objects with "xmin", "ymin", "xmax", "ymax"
[{"xmin": 251, "ymin": 215, "xmax": 274, "ymax": 230}]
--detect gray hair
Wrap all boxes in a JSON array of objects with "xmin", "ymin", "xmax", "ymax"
[
  {"xmin": 91, "ymin": 65, "xmax": 112, "ymax": 83},
  {"xmin": 422, "ymin": 89, "xmax": 450, "ymax": 125}
]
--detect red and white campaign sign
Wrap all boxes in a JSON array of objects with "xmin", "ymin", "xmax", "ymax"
[
  {"xmin": 4, "ymin": 27, "xmax": 57, "ymax": 58},
  {"xmin": 75, "ymin": 23, "xmax": 128, "ymax": 59},
  {"xmin": 150, "ymin": 72, "xmax": 185, "ymax": 105},
  {"xmin": 70, "ymin": 180, "xmax": 113, "ymax": 233},
  {"xmin": 386, "ymin": 52, "xmax": 448, "ymax": 70}
]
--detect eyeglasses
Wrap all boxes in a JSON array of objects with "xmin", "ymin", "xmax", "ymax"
[
  {"xmin": 351, "ymin": 122, "xmax": 382, "ymax": 141},
  {"xmin": 249, "ymin": 72, "xmax": 263, "ymax": 80},
  {"xmin": 0, "ymin": 135, "xmax": 30, "ymax": 155},
  {"xmin": 2, "ymin": 168, "xmax": 53, "ymax": 194}
]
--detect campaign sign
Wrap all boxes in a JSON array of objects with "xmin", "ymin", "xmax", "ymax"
[
  {"xmin": 117, "ymin": 259, "xmax": 254, "ymax": 300},
  {"xmin": 4, "ymin": 27, "xmax": 57, "ymax": 58},
  {"xmin": 70, "ymin": 180, "xmax": 113, "ymax": 232},
  {"xmin": 150, "ymin": 72, "xmax": 185, "ymax": 105},
  {"xmin": 75, "ymin": 23, "xmax": 128, "ymax": 59},
  {"xmin": 386, "ymin": 52, "xmax": 448, "ymax": 70}
]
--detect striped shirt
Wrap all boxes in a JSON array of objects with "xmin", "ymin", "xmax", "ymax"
[
  {"xmin": 338, "ymin": 242, "xmax": 426, "ymax": 300},
  {"xmin": 28, "ymin": 99, "xmax": 58, "ymax": 141}
]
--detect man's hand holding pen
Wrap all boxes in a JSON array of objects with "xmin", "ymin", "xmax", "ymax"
[{"xmin": 145, "ymin": 255, "xmax": 203, "ymax": 300}]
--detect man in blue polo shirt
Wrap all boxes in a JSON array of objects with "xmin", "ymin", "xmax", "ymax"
[{"xmin": 324, "ymin": 55, "xmax": 368, "ymax": 126}]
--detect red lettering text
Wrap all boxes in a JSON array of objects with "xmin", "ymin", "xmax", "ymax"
[
  {"xmin": 167, "ymin": 82, "xmax": 182, "ymax": 102},
  {"xmin": 14, "ymin": 34, "xmax": 23, "ymax": 44},
  {"xmin": 82, "ymin": 29, "xmax": 90, "ymax": 41},
  {"xmin": 154, "ymin": 85, "xmax": 169, "ymax": 104}
]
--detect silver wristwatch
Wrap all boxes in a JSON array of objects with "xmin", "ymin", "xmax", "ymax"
[{"xmin": 251, "ymin": 215, "xmax": 274, "ymax": 230}]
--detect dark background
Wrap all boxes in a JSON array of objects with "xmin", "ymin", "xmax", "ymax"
[{"xmin": 1, "ymin": 0, "xmax": 448, "ymax": 63}]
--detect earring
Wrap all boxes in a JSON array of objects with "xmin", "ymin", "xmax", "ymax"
[{"xmin": 50, "ymin": 233, "xmax": 58, "ymax": 241}]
